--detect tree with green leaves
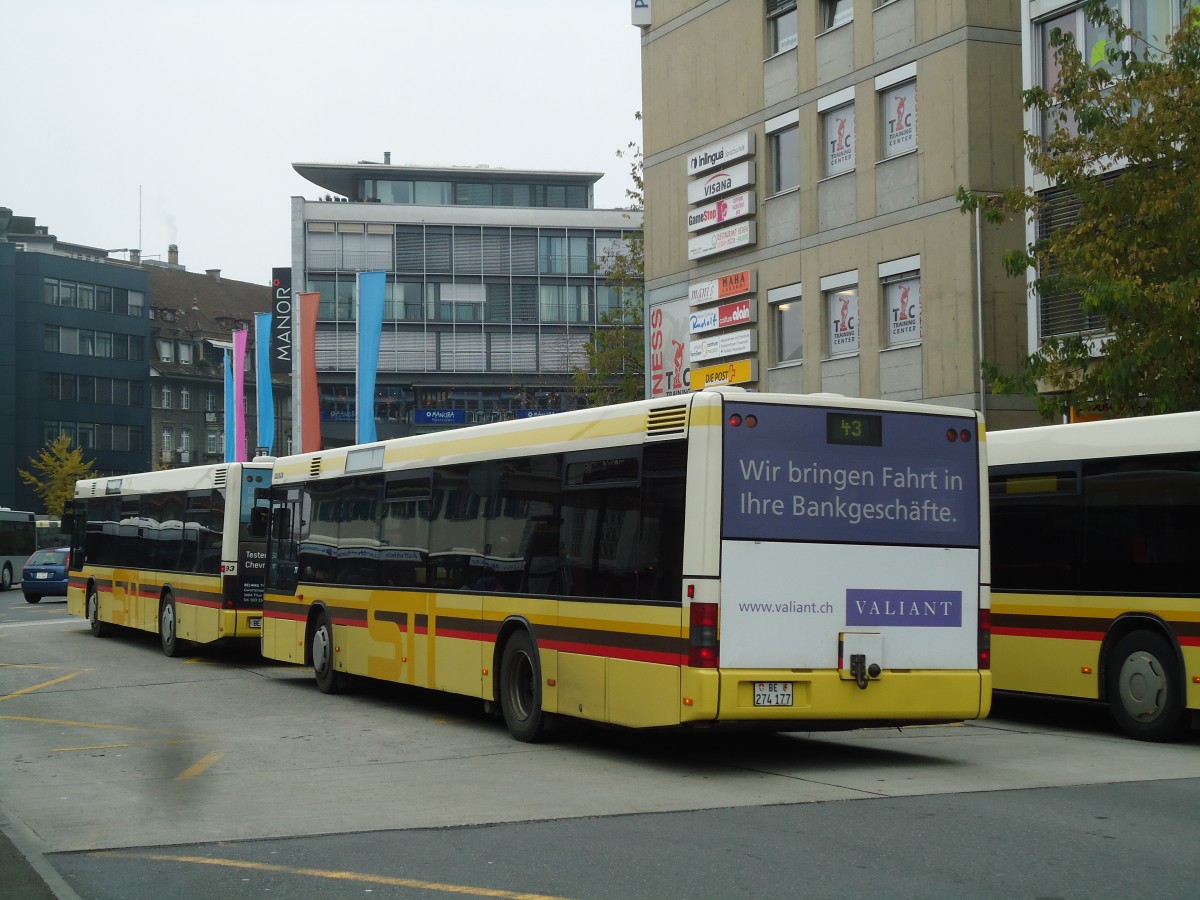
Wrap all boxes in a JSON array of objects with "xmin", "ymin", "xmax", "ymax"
[
  {"xmin": 19, "ymin": 434, "xmax": 96, "ymax": 518},
  {"xmin": 960, "ymin": 2, "xmax": 1200, "ymax": 420},
  {"xmin": 574, "ymin": 115, "xmax": 647, "ymax": 407}
]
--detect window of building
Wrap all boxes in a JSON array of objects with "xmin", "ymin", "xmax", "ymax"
[
  {"xmin": 162, "ymin": 427, "xmax": 174, "ymax": 453},
  {"xmin": 767, "ymin": 110, "xmax": 801, "ymax": 194},
  {"xmin": 207, "ymin": 431, "xmax": 220, "ymax": 454},
  {"xmin": 78, "ymin": 284, "xmax": 95, "ymax": 310},
  {"xmin": 128, "ymin": 290, "xmax": 145, "ymax": 317},
  {"xmin": 821, "ymin": 0, "xmax": 853, "ymax": 31},
  {"xmin": 539, "ymin": 233, "xmax": 568, "ymax": 274},
  {"xmin": 97, "ymin": 286, "xmax": 112, "ymax": 312},
  {"xmin": 162, "ymin": 386, "xmax": 173, "ymax": 410},
  {"xmin": 178, "ymin": 342, "xmax": 192, "ymax": 365},
  {"xmin": 539, "ymin": 284, "xmax": 592, "ymax": 323},
  {"xmin": 876, "ymin": 65, "xmax": 917, "ymax": 158},
  {"xmin": 880, "ymin": 256, "xmax": 922, "ymax": 348},
  {"xmin": 95, "ymin": 332, "xmax": 112, "ymax": 358},
  {"xmin": 414, "ymin": 181, "xmax": 452, "ymax": 205},
  {"xmin": 769, "ymin": 283, "xmax": 803, "ymax": 365},
  {"xmin": 820, "ymin": 92, "xmax": 856, "ymax": 177},
  {"xmin": 158, "ymin": 339, "xmax": 174, "ymax": 363},
  {"xmin": 767, "ymin": 0, "xmax": 798, "ymax": 54},
  {"xmin": 180, "ymin": 428, "xmax": 191, "ymax": 453},
  {"xmin": 822, "ymin": 271, "xmax": 859, "ymax": 357},
  {"xmin": 43, "ymin": 327, "xmax": 59, "ymax": 353},
  {"xmin": 206, "ymin": 389, "xmax": 218, "ymax": 412},
  {"xmin": 180, "ymin": 387, "xmax": 191, "ymax": 410}
]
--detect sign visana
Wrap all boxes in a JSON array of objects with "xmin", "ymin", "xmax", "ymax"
[{"xmin": 687, "ymin": 161, "xmax": 755, "ymax": 206}]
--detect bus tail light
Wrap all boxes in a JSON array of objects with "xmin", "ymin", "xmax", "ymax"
[
  {"xmin": 978, "ymin": 609, "xmax": 991, "ymax": 670},
  {"xmin": 688, "ymin": 602, "xmax": 719, "ymax": 668},
  {"xmin": 222, "ymin": 574, "xmax": 238, "ymax": 609}
]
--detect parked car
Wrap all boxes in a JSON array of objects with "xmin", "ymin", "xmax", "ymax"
[{"xmin": 22, "ymin": 547, "xmax": 69, "ymax": 603}]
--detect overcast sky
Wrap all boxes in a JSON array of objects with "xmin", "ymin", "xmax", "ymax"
[{"xmin": 1, "ymin": 1, "xmax": 644, "ymax": 285}]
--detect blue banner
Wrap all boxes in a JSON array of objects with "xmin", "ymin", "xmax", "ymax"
[
  {"xmin": 255, "ymin": 312, "xmax": 274, "ymax": 454},
  {"xmin": 356, "ymin": 271, "xmax": 386, "ymax": 445},
  {"xmin": 223, "ymin": 347, "xmax": 234, "ymax": 462}
]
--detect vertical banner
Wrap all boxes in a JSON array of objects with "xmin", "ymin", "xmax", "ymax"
[
  {"xmin": 298, "ymin": 292, "xmax": 322, "ymax": 453},
  {"xmin": 232, "ymin": 328, "xmax": 248, "ymax": 462},
  {"xmin": 223, "ymin": 347, "xmax": 234, "ymax": 462},
  {"xmin": 270, "ymin": 267, "xmax": 293, "ymax": 374},
  {"xmin": 356, "ymin": 271, "xmax": 386, "ymax": 445},
  {"xmin": 255, "ymin": 312, "xmax": 275, "ymax": 454}
]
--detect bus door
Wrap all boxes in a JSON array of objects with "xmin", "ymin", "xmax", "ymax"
[{"xmin": 717, "ymin": 402, "xmax": 983, "ymax": 688}]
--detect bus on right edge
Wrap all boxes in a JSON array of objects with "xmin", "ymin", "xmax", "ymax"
[{"xmin": 988, "ymin": 411, "xmax": 1200, "ymax": 741}]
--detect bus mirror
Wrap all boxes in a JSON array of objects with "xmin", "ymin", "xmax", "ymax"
[{"xmin": 249, "ymin": 506, "xmax": 269, "ymax": 538}]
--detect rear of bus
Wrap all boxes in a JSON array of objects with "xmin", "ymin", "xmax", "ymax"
[{"xmin": 684, "ymin": 393, "xmax": 990, "ymax": 727}]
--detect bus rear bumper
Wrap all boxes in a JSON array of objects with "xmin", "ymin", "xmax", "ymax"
[{"xmin": 686, "ymin": 669, "xmax": 991, "ymax": 725}]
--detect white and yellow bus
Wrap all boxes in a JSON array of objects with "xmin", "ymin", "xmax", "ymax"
[
  {"xmin": 989, "ymin": 411, "xmax": 1200, "ymax": 741},
  {"xmin": 261, "ymin": 388, "xmax": 990, "ymax": 741},
  {"xmin": 66, "ymin": 461, "xmax": 273, "ymax": 656}
]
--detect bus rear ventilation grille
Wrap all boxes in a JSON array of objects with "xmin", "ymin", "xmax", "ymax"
[
  {"xmin": 309, "ymin": 457, "xmax": 322, "ymax": 478},
  {"xmin": 647, "ymin": 405, "xmax": 688, "ymax": 435},
  {"xmin": 213, "ymin": 468, "xmax": 227, "ymax": 488}
]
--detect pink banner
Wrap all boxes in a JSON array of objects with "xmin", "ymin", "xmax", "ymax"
[{"xmin": 232, "ymin": 328, "xmax": 248, "ymax": 462}]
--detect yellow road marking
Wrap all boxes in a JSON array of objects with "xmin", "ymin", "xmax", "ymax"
[
  {"xmin": 52, "ymin": 744, "xmax": 130, "ymax": 752},
  {"xmin": 0, "ymin": 663, "xmax": 59, "ymax": 669},
  {"xmin": 98, "ymin": 853, "xmax": 571, "ymax": 899},
  {"xmin": 175, "ymin": 750, "xmax": 224, "ymax": 781},
  {"xmin": 0, "ymin": 670, "xmax": 88, "ymax": 701},
  {"xmin": 0, "ymin": 715, "xmax": 148, "ymax": 732}
]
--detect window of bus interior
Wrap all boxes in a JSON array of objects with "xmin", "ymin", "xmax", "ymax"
[
  {"xmin": 267, "ymin": 486, "xmax": 303, "ymax": 593},
  {"xmin": 83, "ymin": 497, "xmax": 121, "ymax": 568},
  {"xmin": 989, "ymin": 464, "xmax": 1082, "ymax": 592},
  {"xmin": 334, "ymin": 476, "xmax": 384, "ymax": 586},
  {"xmin": 381, "ymin": 472, "xmax": 432, "ymax": 588},
  {"xmin": 140, "ymin": 491, "xmax": 187, "ymax": 571},
  {"xmin": 1080, "ymin": 452, "xmax": 1200, "ymax": 595},
  {"xmin": 186, "ymin": 490, "xmax": 222, "ymax": 574}
]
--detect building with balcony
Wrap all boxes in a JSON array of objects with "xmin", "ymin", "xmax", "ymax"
[
  {"xmin": 289, "ymin": 158, "xmax": 643, "ymax": 448},
  {"xmin": 636, "ymin": 0, "xmax": 1036, "ymax": 426}
]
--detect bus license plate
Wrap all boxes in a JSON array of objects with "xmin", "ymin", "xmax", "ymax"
[
  {"xmin": 249, "ymin": 617, "xmax": 262, "ymax": 629},
  {"xmin": 754, "ymin": 682, "xmax": 793, "ymax": 707}
]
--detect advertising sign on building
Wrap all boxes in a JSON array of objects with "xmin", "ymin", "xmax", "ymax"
[
  {"xmin": 689, "ymin": 298, "xmax": 756, "ymax": 334},
  {"xmin": 827, "ymin": 289, "xmax": 859, "ymax": 355},
  {"xmin": 687, "ymin": 161, "xmax": 756, "ymax": 205},
  {"xmin": 687, "ymin": 221, "xmax": 756, "ymax": 261},
  {"xmin": 647, "ymin": 296, "xmax": 692, "ymax": 397},
  {"xmin": 270, "ymin": 266, "xmax": 292, "ymax": 374},
  {"xmin": 689, "ymin": 269, "xmax": 756, "ymax": 307},
  {"xmin": 687, "ymin": 131, "xmax": 755, "ymax": 176},
  {"xmin": 690, "ymin": 358, "xmax": 758, "ymax": 390},
  {"xmin": 414, "ymin": 409, "xmax": 467, "ymax": 426},
  {"xmin": 824, "ymin": 105, "xmax": 856, "ymax": 176},
  {"xmin": 631, "ymin": 0, "xmax": 651, "ymax": 27},
  {"xmin": 690, "ymin": 328, "xmax": 757, "ymax": 363},
  {"xmin": 886, "ymin": 278, "xmax": 921, "ymax": 346},
  {"xmin": 883, "ymin": 82, "xmax": 917, "ymax": 157},
  {"xmin": 687, "ymin": 190, "xmax": 756, "ymax": 233}
]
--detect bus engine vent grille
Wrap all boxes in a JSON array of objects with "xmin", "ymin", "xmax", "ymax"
[
  {"xmin": 647, "ymin": 404, "xmax": 688, "ymax": 436},
  {"xmin": 212, "ymin": 467, "xmax": 227, "ymax": 488},
  {"xmin": 309, "ymin": 457, "xmax": 322, "ymax": 478}
]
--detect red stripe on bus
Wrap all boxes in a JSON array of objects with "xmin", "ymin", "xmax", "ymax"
[
  {"xmin": 543, "ymin": 638, "xmax": 685, "ymax": 666},
  {"xmin": 992, "ymin": 626, "xmax": 1104, "ymax": 642}
]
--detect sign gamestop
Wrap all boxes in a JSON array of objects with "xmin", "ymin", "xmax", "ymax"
[{"xmin": 687, "ymin": 190, "xmax": 755, "ymax": 233}]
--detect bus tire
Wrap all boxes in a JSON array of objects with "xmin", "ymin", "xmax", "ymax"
[
  {"xmin": 312, "ymin": 610, "xmax": 345, "ymax": 694},
  {"xmin": 87, "ymin": 586, "xmax": 108, "ymax": 637},
  {"xmin": 1106, "ymin": 630, "xmax": 1188, "ymax": 742},
  {"xmin": 159, "ymin": 593, "xmax": 182, "ymax": 657},
  {"xmin": 0, "ymin": 563, "xmax": 11, "ymax": 591},
  {"xmin": 499, "ymin": 630, "xmax": 546, "ymax": 743}
]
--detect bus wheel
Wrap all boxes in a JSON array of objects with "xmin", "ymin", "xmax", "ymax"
[
  {"xmin": 0, "ymin": 564, "xmax": 11, "ymax": 591},
  {"xmin": 87, "ymin": 587, "xmax": 108, "ymax": 637},
  {"xmin": 312, "ymin": 610, "xmax": 345, "ymax": 694},
  {"xmin": 160, "ymin": 593, "xmax": 181, "ymax": 657},
  {"xmin": 1106, "ymin": 631, "xmax": 1188, "ymax": 742},
  {"xmin": 499, "ymin": 630, "xmax": 546, "ymax": 742}
]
